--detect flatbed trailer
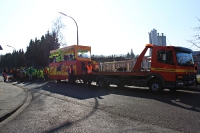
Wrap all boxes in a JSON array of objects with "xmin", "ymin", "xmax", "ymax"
[{"xmin": 91, "ymin": 44, "xmax": 196, "ymax": 93}]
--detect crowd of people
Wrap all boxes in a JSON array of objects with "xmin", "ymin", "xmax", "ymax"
[
  {"xmin": 1, "ymin": 67, "xmax": 49, "ymax": 82},
  {"xmin": 2, "ymin": 62, "xmax": 93, "ymax": 88}
]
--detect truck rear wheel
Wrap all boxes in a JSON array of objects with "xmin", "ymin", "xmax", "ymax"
[{"xmin": 149, "ymin": 79, "xmax": 163, "ymax": 93}]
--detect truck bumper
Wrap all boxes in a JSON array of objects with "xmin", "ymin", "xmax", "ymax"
[{"xmin": 176, "ymin": 79, "xmax": 195, "ymax": 87}]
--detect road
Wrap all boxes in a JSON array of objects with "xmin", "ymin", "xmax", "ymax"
[{"xmin": 0, "ymin": 80, "xmax": 200, "ymax": 133}]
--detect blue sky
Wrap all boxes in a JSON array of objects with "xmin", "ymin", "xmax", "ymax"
[{"xmin": 0, "ymin": 0, "xmax": 200, "ymax": 56}]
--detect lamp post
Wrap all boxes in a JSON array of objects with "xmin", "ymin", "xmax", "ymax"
[
  {"xmin": 7, "ymin": 45, "xmax": 16, "ymax": 50},
  {"xmin": 7, "ymin": 45, "xmax": 16, "ymax": 67},
  {"xmin": 59, "ymin": 12, "xmax": 79, "ymax": 45}
]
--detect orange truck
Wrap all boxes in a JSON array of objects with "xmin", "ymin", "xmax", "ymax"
[{"xmin": 49, "ymin": 44, "xmax": 196, "ymax": 93}]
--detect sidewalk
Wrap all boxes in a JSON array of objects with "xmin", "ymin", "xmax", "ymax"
[{"xmin": 0, "ymin": 76, "xmax": 27, "ymax": 122}]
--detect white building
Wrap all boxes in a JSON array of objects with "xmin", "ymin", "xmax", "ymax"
[{"xmin": 149, "ymin": 29, "xmax": 166, "ymax": 56}]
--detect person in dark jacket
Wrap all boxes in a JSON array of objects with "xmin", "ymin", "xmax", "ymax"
[
  {"xmin": 12, "ymin": 68, "xmax": 17, "ymax": 81},
  {"xmin": 2, "ymin": 67, "xmax": 8, "ymax": 82},
  {"xmin": 43, "ymin": 67, "xmax": 49, "ymax": 81},
  {"xmin": 68, "ymin": 64, "xmax": 74, "ymax": 84}
]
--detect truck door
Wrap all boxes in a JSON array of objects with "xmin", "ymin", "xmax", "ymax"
[{"xmin": 152, "ymin": 49, "xmax": 176, "ymax": 86}]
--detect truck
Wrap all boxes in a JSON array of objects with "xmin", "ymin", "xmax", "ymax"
[
  {"xmin": 48, "ymin": 45, "xmax": 96, "ymax": 82},
  {"xmin": 49, "ymin": 44, "xmax": 196, "ymax": 93}
]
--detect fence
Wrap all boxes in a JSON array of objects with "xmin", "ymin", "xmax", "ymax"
[{"xmin": 99, "ymin": 59, "xmax": 151, "ymax": 72}]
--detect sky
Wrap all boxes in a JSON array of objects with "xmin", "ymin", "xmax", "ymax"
[{"xmin": 0, "ymin": 0, "xmax": 200, "ymax": 56}]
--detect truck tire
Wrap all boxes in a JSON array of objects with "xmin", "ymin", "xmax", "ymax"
[{"xmin": 149, "ymin": 79, "xmax": 163, "ymax": 93}]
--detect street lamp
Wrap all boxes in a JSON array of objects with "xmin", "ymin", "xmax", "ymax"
[
  {"xmin": 59, "ymin": 12, "xmax": 79, "ymax": 45},
  {"xmin": 7, "ymin": 45, "xmax": 16, "ymax": 67},
  {"xmin": 7, "ymin": 45, "xmax": 16, "ymax": 50}
]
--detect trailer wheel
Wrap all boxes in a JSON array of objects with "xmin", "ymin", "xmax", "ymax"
[
  {"xmin": 149, "ymin": 79, "xmax": 163, "ymax": 93},
  {"xmin": 97, "ymin": 78, "xmax": 110, "ymax": 88},
  {"xmin": 57, "ymin": 79, "xmax": 61, "ymax": 83},
  {"xmin": 98, "ymin": 78, "xmax": 106, "ymax": 88},
  {"xmin": 82, "ymin": 79, "xmax": 87, "ymax": 84}
]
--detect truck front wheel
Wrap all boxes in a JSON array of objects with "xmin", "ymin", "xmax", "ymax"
[{"xmin": 149, "ymin": 79, "xmax": 163, "ymax": 93}]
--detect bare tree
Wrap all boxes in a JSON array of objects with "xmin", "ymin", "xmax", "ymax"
[
  {"xmin": 52, "ymin": 16, "xmax": 67, "ymax": 47},
  {"xmin": 188, "ymin": 17, "xmax": 200, "ymax": 49}
]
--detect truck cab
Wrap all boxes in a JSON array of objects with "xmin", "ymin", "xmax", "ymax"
[
  {"xmin": 92, "ymin": 44, "xmax": 196, "ymax": 93},
  {"xmin": 133, "ymin": 44, "xmax": 196, "ymax": 92}
]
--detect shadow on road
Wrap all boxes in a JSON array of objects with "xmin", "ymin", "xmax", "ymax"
[
  {"xmin": 30, "ymin": 80, "xmax": 200, "ymax": 113},
  {"xmin": 114, "ymin": 86, "xmax": 200, "ymax": 113},
  {"xmin": 44, "ymin": 97, "xmax": 99, "ymax": 133},
  {"xmin": 6, "ymin": 79, "xmax": 200, "ymax": 132},
  {"xmin": 8, "ymin": 79, "xmax": 200, "ymax": 113},
  {"xmin": 38, "ymin": 81, "xmax": 109, "ymax": 100}
]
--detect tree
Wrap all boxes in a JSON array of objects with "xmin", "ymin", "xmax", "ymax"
[
  {"xmin": 188, "ymin": 18, "xmax": 200, "ymax": 49},
  {"xmin": 130, "ymin": 49, "xmax": 135, "ymax": 58},
  {"xmin": 126, "ymin": 49, "xmax": 135, "ymax": 59},
  {"xmin": 52, "ymin": 16, "xmax": 66, "ymax": 47},
  {"xmin": 0, "ymin": 17, "xmax": 66, "ymax": 68}
]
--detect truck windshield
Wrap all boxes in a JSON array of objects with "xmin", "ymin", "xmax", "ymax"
[{"xmin": 176, "ymin": 52, "xmax": 194, "ymax": 66}]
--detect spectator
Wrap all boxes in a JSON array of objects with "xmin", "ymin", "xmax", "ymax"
[
  {"xmin": 20, "ymin": 67, "xmax": 26, "ymax": 82},
  {"xmin": 68, "ymin": 64, "xmax": 74, "ymax": 84},
  {"xmin": 85, "ymin": 61, "xmax": 93, "ymax": 88},
  {"xmin": 43, "ymin": 67, "xmax": 49, "ymax": 81},
  {"xmin": 36, "ymin": 69, "xmax": 42, "ymax": 81},
  {"xmin": 28, "ymin": 67, "xmax": 33, "ymax": 81},
  {"xmin": 2, "ymin": 67, "xmax": 8, "ymax": 82},
  {"xmin": 16, "ymin": 69, "xmax": 20, "ymax": 81},
  {"xmin": 12, "ymin": 68, "xmax": 17, "ymax": 81}
]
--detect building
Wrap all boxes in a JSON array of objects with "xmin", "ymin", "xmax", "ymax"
[{"xmin": 149, "ymin": 29, "xmax": 167, "ymax": 56}]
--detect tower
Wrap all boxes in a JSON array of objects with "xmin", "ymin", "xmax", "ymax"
[{"xmin": 149, "ymin": 29, "xmax": 167, "ymax": 56}]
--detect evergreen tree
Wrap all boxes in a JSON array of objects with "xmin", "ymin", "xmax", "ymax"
[
  {"xmin": 0, "ymin": 17, "xmax": 65, "ymax": 68},
  {"xmin": 127, "ymin": 52, "xmax": 130, "ymax": 58},
  {"xmin": 130, "ymin": 49, "xmax": 135, "ymax": 58}
]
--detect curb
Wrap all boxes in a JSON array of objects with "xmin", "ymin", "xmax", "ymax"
[{"xmin": 0, "ymin": 83, "xmax": 28, "ymax": 122}]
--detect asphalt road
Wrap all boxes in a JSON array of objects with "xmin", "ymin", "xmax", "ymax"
[{"xmin": 0, "ymin": 80, "xmax": 200, "ymax": 133}]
